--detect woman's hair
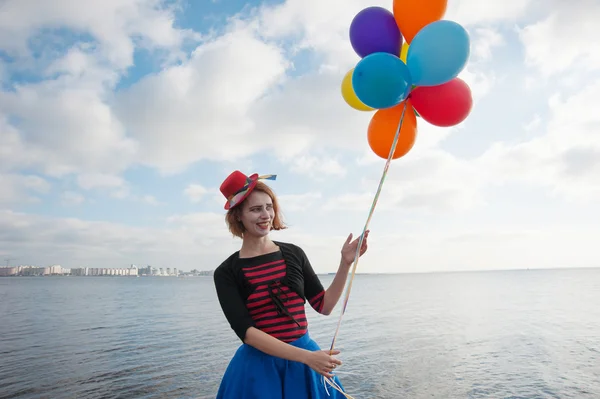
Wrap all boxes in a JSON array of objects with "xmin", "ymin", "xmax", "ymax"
[{"xmin": 225, "ymin": 181, "xmax": 287, "ymax": 238}]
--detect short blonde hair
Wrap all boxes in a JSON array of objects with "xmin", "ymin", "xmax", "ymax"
[{"xmin": 225, "ymin": 181, "xmax": 287, "ymax": 238}]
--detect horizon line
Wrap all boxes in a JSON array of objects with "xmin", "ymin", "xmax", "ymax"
[{"xmin": 317, "ymin": 265, "xmax": 600, "ymax": 276}]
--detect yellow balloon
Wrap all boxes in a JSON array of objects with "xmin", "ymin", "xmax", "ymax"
[
  {"xmin": 341, "ymin": 68, "xmax": 374, "ymax": 112},
  {"xmin": 400, "ymin": 42, "xmax": 409, "ymax": 63}
]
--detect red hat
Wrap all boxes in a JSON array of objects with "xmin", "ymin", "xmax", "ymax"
[{"xmin": 220, "ymin": 170, "xmax": 277, "ymax": 210}]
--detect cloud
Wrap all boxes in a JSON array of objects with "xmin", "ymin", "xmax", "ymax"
[
  {"xmin": 73, "ymin": 173, "xmax": 133, "ymax": 200},
  {"xmin": 184, "ymin": 184, "xmax": 208, "ymax": 203},
  {"xmin": 0, "ymin": 0, "xmax": 197, "ymax": 68},
  {"xmin": 0, "ymin": 210, "xmax": 239, "ymax": 269},
  {"xmin": 325, "ymin": 148, "xmax": 487, "ymax": 213},
  {"xmin": 61, "ymin": 191, "xmax": 85, "ymax": 206},
  {"xmin": 256, "ymin": 0, "xmax": 531, "ymax": 69},
  {"xmin": 114, "ymin": 26, "xmax": 290, "ymax": 174},
  {"xmin": 445, "ymin": 0, "xmax": 534, "ymax": 25},
  {"xmin": 0, "ymin": 174, "xmax": 50, "ymax": 205},
  {"xmin": 0, "ymin": 0, "xmax": 199, "ymax": 184},
  {"xmin": 2, "ymin": 209, "xmax": 598, "ymax": 273},
  {"xmin": 333, "ymin": 75, "xmax": 600, "ymax": 213},
  {"xmin": 278, "ymin": 192, "xmax": 323, "ymax": 212},
  {"xmin": 478, "ymin": 78, "xmax": 600, "ymax": 203},
  {"xmin": 285, "ymin": 154, "xmax": 347, "ymax": 179},
  {"xmin": 2, "ymin": 0, "xmax": 600, "ymax": 274},
  {"xmin": 140, "ymin": 195, "xmax": 161, "ymax": 206},
  {"xmin": 519, "ymin": 0, "xmax": 600, "ymax": 78},
  {"xmin": 77, "ymin": 173, "xmax": 126, "ymax": 190},
  {"xmin": 471, "ymin": 27, "xmax": 505, "ymax": 62},
  {"xmin": 1, "ymin": 0, "xmax": 504, "ymax": 185},
  {"xmin": 1, "ymin": 76, "xmax": 138, "ymax": 177},
  {"xmin": 0, "ymin": 116, "xmax": 39, "ymax": 172}
]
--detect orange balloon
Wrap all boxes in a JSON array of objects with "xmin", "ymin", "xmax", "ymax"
[
  {"xmin": 367, "ymin": 100, "xmax": 418, "ymax": 160},
  {"xmin": 393, "ymin": 0, "xmax": 448, "ymax": 44}
]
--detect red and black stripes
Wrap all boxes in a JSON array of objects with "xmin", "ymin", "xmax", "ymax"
[
  {"xmin": 242, "ymin": 259, "xmax": 286, "ymax": 285},
  {"xmin": 242, "ymin": 258, "xmax": 309, "ymax": 342},
  {"xmin": 308, "ymin": 290, "xmax": 325, "ymax": 313},
  {"xmin": 214, "ymin": 242, "xmax": 329, "ymax": 343}
]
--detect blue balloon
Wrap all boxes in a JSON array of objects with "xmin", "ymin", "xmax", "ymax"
[
  {"xmin": 352, "ymin": 52, "xmax": 412, "ymax": 109},
  {"xmin": 407, "ymin": 20, "xmax": 470, "ymax": 87}
]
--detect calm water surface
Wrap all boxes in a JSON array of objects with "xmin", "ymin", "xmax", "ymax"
[{"xmin": 1, "ymin": 268, "xmax": 600, "ymax": 398}]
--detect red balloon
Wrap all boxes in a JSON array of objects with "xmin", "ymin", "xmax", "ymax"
[{"xmin": 410, "ymin": 78, "xmax": 473, "ymax": 127}]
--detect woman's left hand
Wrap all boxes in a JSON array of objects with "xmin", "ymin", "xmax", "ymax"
[{"xmin": 340, "ymin": 230, "xmax": 370, "ymax": 267}]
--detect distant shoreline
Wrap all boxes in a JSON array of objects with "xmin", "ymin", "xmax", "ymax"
[
  {"xmin": 317, "ymin": 266, "xmax": 600, "ymax": 276},
  {"xmin": 2, "ymin": 266, "xmax": 598, "ymax": 279},
  {"xmin": 0, "ymin": 275, "xmax": 177, "ymax": 278}
]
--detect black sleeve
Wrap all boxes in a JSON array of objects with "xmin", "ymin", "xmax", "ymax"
[
  {"xmin": 298, "ymin": 246, "xmax": 326, "ymax": 313},
  {"xmin": 213, "ymin": 264, "xmax": 255, "ymax": 342}
]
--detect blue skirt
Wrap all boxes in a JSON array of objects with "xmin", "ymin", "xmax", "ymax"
[{"xmin": 216, "ymin": 332, "xmax": 347, "ymax": 399}]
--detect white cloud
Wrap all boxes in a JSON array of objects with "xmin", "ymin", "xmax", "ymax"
[
  {"xmin": 0, "ymin": 0, "xmax": 198, "ymax": 184},
  {"xmin": 278, "ymin": 192, "xmax": 322, "ymax": 212},
  {"xmin": 0, "ymin": 64, "xmax": 138, "ymax": 177},
  {"xmin": 166, "ymin": 212, "xmax": 228, "ymax": 235},
  {"xmin": 367, "ymin": 226, "xmax": 600, "ymax": 272},
  {"xmin": 326, "ymin": 148, "xmax": 487, "ymax": 213},
  {"xmin": 286, "ymin": 154, "xmax": 347, "ymax": 178},
  {"xmin": 114, "ymin": 26, "xmax": 290, "ymax": 174},
  {"xmin": 61, "ymin": 191, "xmax": 85, "ymax": 206},
  {"xmin": 524, "ymin": 114, "xmax": 542, "ymax": 132},
  {"xmin": 445, "ymin": 0, "xmax": 534, "ymax": 25},
  {"xmin": 0, "ymin": 174, "xmax": 51, "ymax": 205},
  {"xmin": 0, "ymin": 0, "xmax": 197, "ymax": 68},
  {"xmin": 0, "ymin": 210, "xmax": 240, "ymax": 269},
  {"xmin": 0, "ymin": 0, "xmax": 504, "ymax": 183},
  {"xmin": 0, "ymin": 116, "xmax": 38, "ymax": 172},
  {"xmin": 75, "ymin": 173, "xmax": 133, "ymax": 200},
  {"xmin": 519, "ymin": 0, "xmax": 600, "ymax": 78},
  {"xmin": 471, "ymin": 28, "xmax": 505, "ymax": 62},
  {"xmin": 184, "ymin": 184, "xmax": 208, "ymax": 203},
  {"xmin": 2, "ymin": 210, "xmax": 598, "ymax": 273},
  {"xmin": 478, "ymin": 78, "xmax": 600, "ymax": 203},
  {"xmin": 2, "ymin": 0, "xmax": 600, "ymax": 274},
  {"xmin": 77, "ymin": 173, "xmax": 126, "ymax": 190},
  {"xmin": 141, "ymin": 195, "xmax": 161, "ymax": 206},
  {"xmin": 256, "ymin": 0, "xmax": 531, "ymax": 70},
  {"xmin": 332, "ymin": 76, "xmax": 600, "ymax": 213}
]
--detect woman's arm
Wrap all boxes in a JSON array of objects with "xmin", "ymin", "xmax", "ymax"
[
  {"xmin": 244, "ymin": 327, "xmax": 310, "ymax": 362},
  {"xmin": 244, "ymin": 327, "xmax": 342, "ymax": 378},
  {"xmin": 321, "ymin": 230, "xmax": 370, "ymax": 315},
  {"xmin": 214, "ymin": 262, "xmax": 342, "ymax": 377},
  {"xmin": 321, "ymin": 258, "xmax": 352, "ymax": 315}
]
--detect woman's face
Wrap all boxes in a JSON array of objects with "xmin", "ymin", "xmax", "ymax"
[{"xmin": 239, "ymin": 190, "xmax": 275, "ymax": 237}]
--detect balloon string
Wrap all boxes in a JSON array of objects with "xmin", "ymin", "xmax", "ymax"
[{"xmin": 322, "ymin": 100, "xmax": 408, "ymax": 396}]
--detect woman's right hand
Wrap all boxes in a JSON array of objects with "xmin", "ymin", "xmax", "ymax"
[{"xmin": 303, "ymin": 349, "xmax": 343, "ymax": 378}]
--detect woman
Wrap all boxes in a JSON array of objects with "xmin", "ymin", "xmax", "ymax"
[{"xmin": 213, "ymin": 170, "xmax": 369, "ymax": 399}]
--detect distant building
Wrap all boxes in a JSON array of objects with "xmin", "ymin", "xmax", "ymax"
[
  {"xmin": 71, "ymin": 268, "xmax": 89, "ymax": 276},
  {"xmin": 21, "ymin": 266, "xmax": 45, "ymax": 276},
  {"xmin": 0, "ymin": 267, "xmax": 18, "ymax": 276},
  {"xmin": 44, "ymin": 265, "xmax": 70, "ymax": 275}
]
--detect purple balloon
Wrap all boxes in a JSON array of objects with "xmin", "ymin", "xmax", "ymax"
[{"xmin": 349, "ymin": 6, "xmax": 402, "ymax": 58}]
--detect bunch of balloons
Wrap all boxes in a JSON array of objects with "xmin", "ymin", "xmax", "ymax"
[{"xmin": 341, "ymin": 0, "xmax": 473, "ymax": 160}]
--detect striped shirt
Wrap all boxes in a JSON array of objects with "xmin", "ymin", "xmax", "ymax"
[{"xmin": 214, "ymin": 241, "xmax": 326, "ymax": 342}]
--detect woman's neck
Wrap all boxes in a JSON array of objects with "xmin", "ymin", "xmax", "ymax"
[{"xmin": 239, "ymin": 235, "xmax": 278, "ymax": 258}]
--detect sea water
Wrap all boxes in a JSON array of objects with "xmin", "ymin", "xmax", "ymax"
[{"xmin": 1, "ymin": 268, "xmax": 599, "ymax": 398}]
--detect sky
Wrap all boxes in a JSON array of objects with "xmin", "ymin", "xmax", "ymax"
[{"xmin": 1, "ymin": 0, "xmax": 599, "ymax": 274}]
